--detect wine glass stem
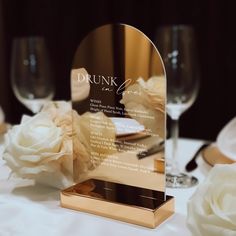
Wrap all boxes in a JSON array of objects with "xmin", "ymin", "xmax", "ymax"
[{"xmin": 171, "ymin": 118, "xmax": 180, "ymax": 175}]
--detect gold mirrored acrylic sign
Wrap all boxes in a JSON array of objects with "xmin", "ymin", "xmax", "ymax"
[{"xmin": 61, "ymin": 24, "xmax": 174, "ymax": 228}]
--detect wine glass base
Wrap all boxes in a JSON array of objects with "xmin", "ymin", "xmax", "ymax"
[{"xmin": 166, "ymin": 173, "xmax": 198, "ymax": 188}]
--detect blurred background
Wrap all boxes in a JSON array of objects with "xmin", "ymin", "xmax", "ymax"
[{"xmin": 0, "ymin": 0, "xmax": 236, "ymax": 140}]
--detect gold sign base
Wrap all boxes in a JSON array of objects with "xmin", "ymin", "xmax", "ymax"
[{"xmin": 60, "ymin": 179, "xmax": 175, "ymax": 228}]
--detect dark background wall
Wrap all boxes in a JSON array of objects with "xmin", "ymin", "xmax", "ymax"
[{"xmin": 0, "ymin": 0, "xmax": 236, "ymax": 140}]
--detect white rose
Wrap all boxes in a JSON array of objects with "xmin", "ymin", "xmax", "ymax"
[
  {"xmin": 3, "ymin": 109, "xmax": 73, "ymax": 189},
  {"xmin": 187, "ymin": 163, "xmax": 236, "ymax": 236}
]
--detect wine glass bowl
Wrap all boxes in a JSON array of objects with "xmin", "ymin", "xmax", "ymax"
[
  {"xmin": 156, "ymin": 25, "xmax": 199, "ymax": 188},
  {"xmin": 11, "ymin": 36, "xmax": 54, "ymax": 113}
]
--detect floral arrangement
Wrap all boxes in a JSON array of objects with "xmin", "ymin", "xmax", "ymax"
[
  {"xmin": 3, "ymin": 102, "xmax": 73, "ymax": 189},
  {"xmin": 2, "ymin": 101, "xmax": 116, "ymax": 189},
  {"xmin": 187, "ymin": 163, "xmax": 236, "ymax": 236}
]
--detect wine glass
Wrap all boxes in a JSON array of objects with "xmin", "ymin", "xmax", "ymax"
[
  {"xmin": 155, "ymin": 25, "xmax": 199, "ymax": 188},
  {"xmin": 11, "ymin": 37, "xmax": 54, "ymax": 113}
]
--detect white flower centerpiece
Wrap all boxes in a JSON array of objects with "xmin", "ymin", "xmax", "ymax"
[
  {"xmin": 2, "ymin": 101, "xmax": 117, "ymax": 189},
  {"xmin": 187, "ymin": 163, "xmax": 236, "ymax": 236},
  {"xmin": 3, "ymin": 102, "xmax": 73, "ymax": 189}
]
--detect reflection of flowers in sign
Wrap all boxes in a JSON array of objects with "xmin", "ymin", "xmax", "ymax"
[
  {"xmin": 187, "ymin": 164, "xmax": 236, "ymax": 236},
  {"xmin": 3, "ymin": 102, "xmax": 73, "ymax": 189},
  {"xmin": 120, "ymin": 76, "xmax": 165, "ymax": 138},
  {"xmin": 73, "ymin": 111, "xmax": 117, "ymax": 182}
]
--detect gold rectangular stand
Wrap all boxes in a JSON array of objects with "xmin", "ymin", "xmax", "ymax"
[{"xmin": 60, "ymin": 179, "xmax": 174, "ymax": 228}]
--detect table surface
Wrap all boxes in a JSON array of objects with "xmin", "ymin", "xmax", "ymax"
[{"xmin": 0, "ymin": 137, "xmax": 212, "ymax": 236}]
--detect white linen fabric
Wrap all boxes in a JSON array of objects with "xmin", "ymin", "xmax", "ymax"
[{"xmin": 0, "ymin": 138, "xmax": 208, "ymax": 236}]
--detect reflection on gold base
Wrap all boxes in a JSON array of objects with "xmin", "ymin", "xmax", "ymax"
[{"xmin": 60, "ymin": 179, "xmax": 174, "ymax": 228}]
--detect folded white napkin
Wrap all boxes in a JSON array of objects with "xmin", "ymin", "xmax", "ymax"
[{"xmin": 217, "ymin": 117, "xmax": 236, "ymax": 161}]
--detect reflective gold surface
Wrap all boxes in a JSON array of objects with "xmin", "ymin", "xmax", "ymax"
[
  {"xmin": 63, "ymin": 24, "xmax": 174, "ymax": 228},
  {"xmin": 61, "ymin": 179, "xmax": 174, "ymax": 228},
  {"xmin": 71, "ymin": 24, "xmax": 166, "ymax": 193}
]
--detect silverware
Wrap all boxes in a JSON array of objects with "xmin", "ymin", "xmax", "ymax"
[
  {"xmin": 185, "ymin": 142, "xmax": 211, "ymax": 172},
  {"xmin": 137, "ymin": 141, "xmax": 164, "ymax": 159}
]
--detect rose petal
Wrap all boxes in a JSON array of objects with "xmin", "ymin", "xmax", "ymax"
[
  {"xmin": 19, "ymin": 162, "xmax": 60, "ymax": 175},
  {"xmin": 19, "ymin": 155, "xmax": 42, "ymax": 162},
  {"xmin": 34, "ymin": 170, "xmax": 73, "ymax": 189}
]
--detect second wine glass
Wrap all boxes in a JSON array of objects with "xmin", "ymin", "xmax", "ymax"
[
  {"xmin": 11, "ymin": 36, "xmax": 54, "ymax": 113},
  {"xmin": 156, "ymin": 25, "xmax": 199, "ymax": 188}
]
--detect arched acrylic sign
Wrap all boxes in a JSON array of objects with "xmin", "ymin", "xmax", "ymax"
[{"xmin": 61, "ymin": 24, "xmax": 174, "ymax": 228}]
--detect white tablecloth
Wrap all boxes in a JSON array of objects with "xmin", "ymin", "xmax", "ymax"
[{"xmin": 0, "ymin": 138, "xmax": 211, "ymax": 236}]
